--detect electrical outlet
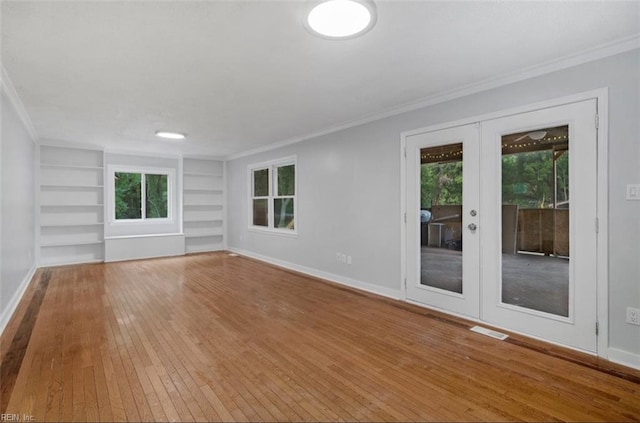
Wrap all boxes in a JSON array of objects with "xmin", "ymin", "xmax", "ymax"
[
  {"xmin": 341, "ymin": 254, "xmax": 347, "ymax": 263},
  {"xmin": 627, "ymin": 307, "xmax": 640, "ymax": 325},
  {"xmin": 336, "ymin": 252, "xmax": 341, "ymax": 262}
]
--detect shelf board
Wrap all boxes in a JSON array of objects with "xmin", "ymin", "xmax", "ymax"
[
  {"xmin": 41, "ymin": 240, "xmax": 103, "ymax": 248},
  {"xmin": 185, "ymin": 245, "xmax": 224, "ymax": 254},
  {"xmin": 41, "ymin": 204, "xmax": 104, "ymax": 208},
  {"xmin": 41, "ymin": 163, "xmax": 104, "ymax": 170},
  {"xmin": 183, "ymin": 219, "xmax": 223, "ymax": 224},
  {"xmin": 39, "ymin": 258, "xmax": 104, "ymax": 267},
  {"xmin": 41, "ymin": 184, "xmax": 104, "ymax": 189},
  {"xmin": 40, "ymin": 222, "xmax": 104, "ymax": 228},
  {"xmin": 185, "ymin": 232, "xmax": 223, "ymax": 239}
]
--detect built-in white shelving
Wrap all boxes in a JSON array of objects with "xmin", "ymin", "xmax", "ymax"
[
  {"xmin": 39, "ymin": 145, "xmax": 105, "ymax": 265},
  {"xmin": 183, "ymin": 158, "xmax": 224, "ymax": 253}
]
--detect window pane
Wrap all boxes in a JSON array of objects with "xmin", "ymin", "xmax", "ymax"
[
  {"xmin": 253, "ymin": 199, "xmax": 268, "ymax": 226},
  {"xmin": 253, "ymin": 169, "xmax": 269, "ymax": 197},
  {"xmin": 420, "ymin": 143, "xmax": 463, "ymax": 294},
  {"xmin": 115, "ymin": 172, "xmax": 142, "ymax": 219},
  {"xmin": 501, "ymin": 125, "xmax": 569, "ymax": 317},
  {"xmin": 277, "ymin": 164, "xmax": 295, "ymax": 196},
  {"xmin": 145, "ymin": 174, "xmax": 168, "ymax": 219},
  {"xmin": 274, "ymin": 198, "xmax": 294, "ymax": 229}
]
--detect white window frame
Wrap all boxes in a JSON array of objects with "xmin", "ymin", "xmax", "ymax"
[
  {"xmin": 107, "ymin": 165, "xmax": 175, "ymax": 224},
  {"xmin": 248, "ymin": 156, "xmax": 297, "ymax": 237}
]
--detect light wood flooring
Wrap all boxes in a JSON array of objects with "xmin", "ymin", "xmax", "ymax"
[{"xmin": 1, "ymin": 252, "xmax": 639, "ymax": 422}]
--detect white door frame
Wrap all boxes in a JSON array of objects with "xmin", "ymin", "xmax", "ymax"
[{"xmin": 400, "ymin": 88, "xmax": 609, "ymax": 357}]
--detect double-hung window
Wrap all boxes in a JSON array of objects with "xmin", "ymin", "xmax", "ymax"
[
  {"xmin": 109, "ymin": 167, "xmax": 173, "ymax": 222},
  {"xmin": 249, "ymin": 156, "xmax": 296, "ymax": 234}
]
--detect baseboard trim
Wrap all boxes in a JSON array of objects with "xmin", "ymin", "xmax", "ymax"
[
  {"xmin": 228, "ymin": 248, "xmax": 402, "ymax": 301},
  {"xmin": 607, "ymin": 347, "xmax": 640, "ymax": 371},
  {"xmin": 0, "ymin": 265, "xmax": 37, "ymax": 336}
]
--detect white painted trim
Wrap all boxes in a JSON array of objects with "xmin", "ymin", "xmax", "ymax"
[
  {"xmin": 222, "ymin": 160, "xmax": 228, "ymax": 250},
  {"xmin": 38, "ymin": 145, "xmax": 224, "ymax": 162},
  {"xmin": 228, "ymin": 247, "xmax": 402, "ymax": 301},
  {"xmin": 0, "ymin": 265, "xmax": 36, "ymax": 337},
  {"xmin": 400, "ymin": 88, "xmax": 610, "ymax": 357},
  {"xmin": 0, "ymin": 107, "xmax": 2, "ymax": 293},
  {"xmin": 106, "ymin": 164, "xmax": 176, "ymax": 224},
  {"xmin": 399, "ymin": 135, "xmax": 407, "ymax": 301},
  {"xmin": 247, "ymin": 226, "xmax": 298, "ymax": 238},
  {"xmin": 34, "ymin": 146, "xmax": 41, "ymax": 266},
  {"xmin": 41, "ymin": 258, "xmax": 104, "ymax": 267},
  {"xmin": 401, "ymin": 88, "xmax": 609, "ymax": 138},
  {"xmin": 607, "ymin": 347, "xmax": 640, "ymax": 371},
  {"xmin": 405, "ymin": 299, "xmax": 598, "ymax": 357},
  {"xmin": 178, "ymin": 156, "xmax": 184, "ymax": 235},
  {"xmin": 247, "ymin": 155, "xmax": 298, "ymax": 235},
  {"xmin": 103, "ymin": 151, "xmax": 108, "ymax": 247},
  {"xmin": 595, "ymin": 89, "xmax": 610, "ymax": 359},
  {"xmin": 104, "ymin": 232, "xmax": 184, "ymax": 240},
  {"xmin": 226, "ymin": 36, "xmax": 639, "ymax": 161},
  {"xmin": 0, "ymin": 66, "xmax": 38, "ymax": 141},
  {"xmin": 105, "ymin": 147, "xmax": 182, "ymax": 160},
  {"xmin": 104, "ymin": 233, "xmax": 185, "ymax": 262},
  {"xmin": 38, "ymin": 138, "xmax": 104, "ymax": 152},
  {"xmin": 183, "ymin": 153, "xmax": 226, "ymax": 161}
]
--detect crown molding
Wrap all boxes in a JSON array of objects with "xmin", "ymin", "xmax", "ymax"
[
  {"xmin": 38, "ymin": 137, "xmax": 105, "ymax": 151},
  {"xmin": 104, "ymin": 147, "xmax": 182, "ymax": 160},
  {"xmin": 225, "ymin": 34, "xmax": 640, "ymax": 161},
  {"xmin": 0, "ymin": 66, "xmax": 38, "ymax": 141},
  {"xmin": 182, "ymin": 154, "xmax": 225, "ymax": 162}
]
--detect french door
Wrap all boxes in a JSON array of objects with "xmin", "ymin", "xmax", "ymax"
[
  {"xmin": 405, "ymin": 124, "xmax": 480, "ymax": 318},
  {"xmin": 405, "ymin": 99, "xmax": 599, "ymax": 352}
]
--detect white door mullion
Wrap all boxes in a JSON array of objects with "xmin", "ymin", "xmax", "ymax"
[{"xmin": 141, "ymin": 173, "xmax": 146, "ymax": 220}]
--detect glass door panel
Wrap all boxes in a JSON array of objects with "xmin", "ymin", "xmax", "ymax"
[
  {"xmin": 501, "ymin": 125, "xmax": 570, "ymax": 317},
  {"xmin": 420, "ymin": 143, "xmax": 463, "ymax": 294},
  {"xmin": 405, "ymin": 124, "xmax": 480, "ymax": 319}
]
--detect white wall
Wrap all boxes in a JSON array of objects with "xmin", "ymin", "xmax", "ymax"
[
  {"xmin": 227, "ymin": 50, "xmax": 640, "ymax": 358},
  {"xmin": 1, "ymin": 91, "xmax": 36, "ymax": 329}
]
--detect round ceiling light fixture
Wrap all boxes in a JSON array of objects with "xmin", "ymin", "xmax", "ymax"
[
  {"xmin": 155, "ymin": 131, "xmax": 186, "ymax": 140},
  {"xmin": 306, "ymin": 0, "xmax": 377, "ymax": 39}
]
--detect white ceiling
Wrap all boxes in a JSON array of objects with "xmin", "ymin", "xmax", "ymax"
[{"xmin": 2, "ymin": 1, "xmax": 639, "ymax": 157}]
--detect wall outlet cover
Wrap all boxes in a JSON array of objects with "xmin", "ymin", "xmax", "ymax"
[{"xmin": 626, "ymin": 307, "xmax": 640, "ymax": 325}]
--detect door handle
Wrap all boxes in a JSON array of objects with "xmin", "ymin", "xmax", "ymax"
[{"xmin": 468, "ymin": 223, "xmax": 477, "ymax": 231}]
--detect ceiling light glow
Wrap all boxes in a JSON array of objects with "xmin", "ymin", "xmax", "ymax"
[
  {"xmin": 307, "ymin": 0, "xmax": 376, "ymax": 39},
  {"xmin": 155, "ymin": 131, "xmax": 186, "ymax": 140}
]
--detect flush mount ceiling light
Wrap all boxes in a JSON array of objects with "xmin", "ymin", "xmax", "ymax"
[
  {"xmin": 305, "ymin": 0, "xmax": 377, "ymax": 39},
  {"xmin": 155, "ymin": 131, "xmax": 186, "ymax": 140}
]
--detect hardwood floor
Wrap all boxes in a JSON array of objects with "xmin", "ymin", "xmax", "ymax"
[{"xmin": 1, "ymin": 252, "xmax": 639, "ymax": 422}]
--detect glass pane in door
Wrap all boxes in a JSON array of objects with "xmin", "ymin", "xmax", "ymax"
[
  {"xmin": 420, "ymin": 143, "xmax": 463, "ymax": 294},
  {"xmin": 501, "ymin": 125, "xmax": 569, "ymax": 316}
]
